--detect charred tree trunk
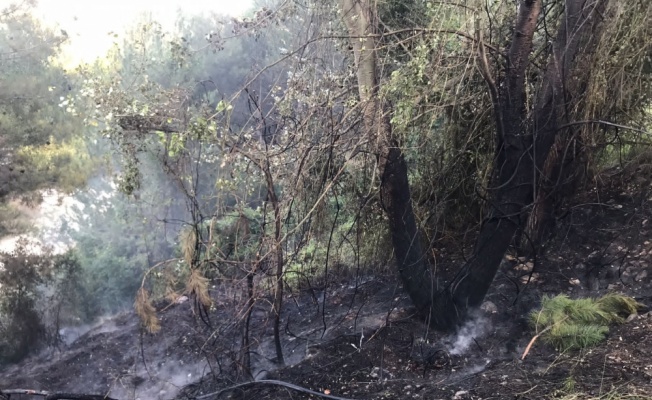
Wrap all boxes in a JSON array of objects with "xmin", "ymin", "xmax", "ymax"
[
  {"xmin": 339, "ymin": 0, "xmax": 435, "ymax": 317},
  {"xmin": 432, "ymin": 0, "xmax": 609, "ymax": 330},
  {"xmin": 240, "ymin": 88, "xmax": 286, "ymax": 365},
  {"xmin": 521, "ymin": 132, "xmax": 585, "ymax": 255},
  {"xmin": 339, "ymin": 0, "xmax": 608, "ymax": 331},
  {"xmin": 522, "ymin": 0, "xmax": 609, "ymax": 255},
  {"xmin": 264, "ymin": 167, "xmax": 285, "ymax": 365},
  {"xmin": 240, "ymin": 271, "xmax": 255, "ymax": 378},
  {"xmin": 379, "ymin": 127, "xmax": 436, "ymax": 315}
]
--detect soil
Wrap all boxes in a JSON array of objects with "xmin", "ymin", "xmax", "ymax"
[{"xmin": 3, "ymin": 166, "xmax": 652, "ymax": 400}]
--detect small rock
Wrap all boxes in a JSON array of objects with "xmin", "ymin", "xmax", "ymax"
[
  {"xmin": 520, "ymin": 273, "xmax": 540, "ymax": 284},
  {"xmin": 635, "ymin": 270, "xmax": 648, "ymax": 282},
  {"xmin": 588, "ymin": 250, "xmax": 601, "ymax": 262},
  {"xmin": 453, "ymin": 390, "xmax": 469, "ymax": 400},
  {"xmin": 481, "ymin": 301, "xmax": 498, "ymax": 314}
]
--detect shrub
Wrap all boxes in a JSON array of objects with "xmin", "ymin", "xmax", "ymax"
[{"xmin": 0, "ymin": 242, "xmax": 85, "ymax": 363}]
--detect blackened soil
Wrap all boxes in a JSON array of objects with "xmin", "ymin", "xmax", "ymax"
[
  {"xmin": 179, "ymin": 167, "xmax": 652, "ymax": 399},
  {"xmin": 4, "ymin": 166, "xmax": 652, "ymax": 400}
]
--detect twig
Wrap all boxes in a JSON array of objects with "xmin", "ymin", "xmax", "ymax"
[
  {"xmin": 195, "ymin": 379, "xmax": 357, "ymax": 400},
  {"xmin": 472, "ymin": 337, "xmax": 484, "ymax": 353},
  {"xmin": 521, "ymin": 330, "xmax": 545, "ymax": 360},
  {"xmin": 521, "ymin": 315, "xmax": 569, "ymax": 360},
  {"xmin": 514, "ymin": 385, "xmax": 538, "ymax": 396},
  {"xmin": 558, "ymin": 119, "xmax": 651, "ymax": 136}
]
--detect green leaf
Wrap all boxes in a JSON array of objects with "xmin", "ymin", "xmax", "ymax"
[{"xmin": 216, "ymin": 100, "xmax": 232, "ymax": 112}]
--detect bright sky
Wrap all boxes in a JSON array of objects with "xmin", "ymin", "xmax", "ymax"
[{"xmin": 33, "ymin": 0, "xmax": 253, "ymax": 66}]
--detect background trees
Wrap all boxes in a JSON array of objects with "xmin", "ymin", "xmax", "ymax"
[
  {"xmin": 0, "ymin": 1, "xmax": 96, "ymax": 362},
  {"xmin": 0, "ymin": 1, "xmax": 92, "ymax": 235}
]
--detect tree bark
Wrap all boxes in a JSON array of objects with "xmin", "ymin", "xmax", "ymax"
[
  {"xmin": 240, "ymin": 271, "xmax": 254, "ymax": 378},
  {"xmin": 338, "ymin": 0, "xmax": 609, "ymax": 331},
  {"xmin": 264, "ymin": 167, "xmax": 285, "ymax": 365},
  {"xmin": 338, "ymin": 0, "xmax": 435, "ymax": 316},
  {"xmin": 521, "ymin": 132, "xmax": 583, "ymax": 254},
  {"xmin": 522, "ymin": 0, "xmax": 609, "ymax": 253},
  {"xmin": 432, "ymin": 0, "xmax": 610, "ymax": 330}
]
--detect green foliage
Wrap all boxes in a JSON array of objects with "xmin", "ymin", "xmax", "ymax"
[
  {"xmin": 207, "ymin": 207, "xmax": 263, "ymax": 277},
  {"xmin": 379, "ymin": 2, "xmax": 494, "ymax": 234},
  {"xmin": 283, "ymin": 195, "xmax": 392, "ymax": 287},
  {"xmin": 529, "ymin": 294, "xmax": 643, "ymax": 351},
  {"xmin": 562, "ymin": 375, "xmax": 576, "ymax": 394},
  {"xmin": 0, "ymin": 242, "xmax": 48, "ymax": 362},
  {"xmin": 67, "ymin": 174, "xmax": 177, "ymax": 315},
  {"xmin": 0, "ymin": 241, "xmax": 85, "ymax": 363},
  {"xmin": 0, "ymin": 203, "xmax": 32, "ymax": 238},
  {"xmin": 0, "ymin": 3, "xmax": 93, "ymax": 239}
]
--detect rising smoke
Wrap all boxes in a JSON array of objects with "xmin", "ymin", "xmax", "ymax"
[{"xmin": 447, "ymin": 311, "xmax": 491, "ymax": 355}]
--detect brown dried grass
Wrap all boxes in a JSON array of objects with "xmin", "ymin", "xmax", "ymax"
[
  {"xmin": 186, "ymin": 268, "xmax": 212, "ymax": 308},
  {"xmin": 134, "ymin": 288, "xmax": 160, "ymax": 334}
]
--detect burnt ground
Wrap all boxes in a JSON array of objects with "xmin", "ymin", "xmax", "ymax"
[{"xmin": 3, "ymin": 165, "xmax": 652, "ymax": 400}]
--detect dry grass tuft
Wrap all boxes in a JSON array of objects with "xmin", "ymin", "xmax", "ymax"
[
  {"xmin": 165, "ymin": 286, "xmax": 181, "ymax": 304},
  {"xmin": 134, "ymin": 288, "xmax": 161, "ymax": 334},
  {"xmin": 186, "ymin": 268, "xmax": 212, "ymax": 308},
  {"xmin": 180, "ymin": 226, "xmax": 197, "ymax": 268}
]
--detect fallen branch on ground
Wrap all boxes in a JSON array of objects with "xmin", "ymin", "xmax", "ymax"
[
  {"xmin": 525, "ymin": 293, "xmax": 642, "ymax": 356},
  {"xmin": 521, "ymin": 322, "xmax": 557, "ymax": 360},
  {"xmin": 195, "ymin": 379, "xmax": 357, "ymax": 400},
  {"xmin": 0, "ymin": 389, "xmax": 117, "ymax": 400}
]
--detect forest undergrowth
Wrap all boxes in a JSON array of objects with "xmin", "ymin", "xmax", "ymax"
[
  {"xmin": 1, "ymin": 1, "xmax": 652, "ymax": 399},
  {"xmin": 2, "ymin": 165, "xmax": 652, "ymax": 400}
]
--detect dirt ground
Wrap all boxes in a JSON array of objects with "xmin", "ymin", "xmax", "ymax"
[
  {"xmin": 3, "ymin": 166, "xmax": 652, "ymax": 400},
  {"xmin": 178, "ymin": 166, "xmax": 652, "ymax": 400}
]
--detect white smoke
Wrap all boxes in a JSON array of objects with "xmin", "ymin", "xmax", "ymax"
[{"xmin": 448, "ymin": 312, "xmax": 490, "ymax": 355}]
